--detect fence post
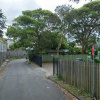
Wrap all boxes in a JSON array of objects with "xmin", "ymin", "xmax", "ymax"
[
  {"xmin": 57, "ymin": 58, "xmax": 59, "ymax": 76},
  {"xmin": 53, "ymin": 57, "xmax": 55, "ymax": 75},
  {"xmin": 40, "ymin": 56, "xmax": 42, "ymax": 67}
]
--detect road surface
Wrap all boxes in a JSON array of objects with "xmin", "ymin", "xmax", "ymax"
[{"xmin": 0, "ymin": 59, "xmax": 66, "ymax": 100}]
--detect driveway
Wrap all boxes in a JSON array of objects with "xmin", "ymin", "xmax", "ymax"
[{"xmin": 0, "ymin": 59, "xmax": 66, "ymax": 100}]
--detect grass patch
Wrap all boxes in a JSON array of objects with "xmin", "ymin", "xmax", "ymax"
[{"xmin": 54, "ymin": 75, "xmax": 91, "ymax": 100}]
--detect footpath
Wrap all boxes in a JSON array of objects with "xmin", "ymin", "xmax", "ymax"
[
  {"xmin": 29, "ymin": 62, "xmax": 81, "ymax": 100},
  {"xmin": 29, "ymin": 62, "xmax": 92, "ymax": 100},
  {"xmin": 0, "ymin": 60, "xmax": 91, "ymax": 100}
]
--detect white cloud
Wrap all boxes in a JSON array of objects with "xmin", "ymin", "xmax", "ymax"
[
  {"xmin": 35, "ymin": 0, "xmax": 69, "ymax": 12},
  {"xmin": 35, "ymin": 0, "xmax": 90, "ymax": 12},
  {"xmin": 0, "ymin": 0, "xmax": 95, "ymax": 25},
  {"xmin": 0, "ymin": 0, "xmax": 97, "ymax": 37},
  {"xmin": 0, "ymin": 0, "xmax": 40, "ymax": 25}
]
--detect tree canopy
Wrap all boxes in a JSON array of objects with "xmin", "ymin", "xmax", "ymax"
[
  {"xmin": 0, "ymin": 9, "xmax": 6, "ymax": 37},
  {"xmin": 33, "ymin": 32, "xmax": 67, "ymax": 54},
  {"xmin": 6, "ymin": 8, "xmax": 67, "ymax": 54},
  {"xmin": 55, "ymin": 5, "xmax": 74, "ymax": 54},
  {"xmin": 6, "ymin": 1, "xmax": 100, "ymax": 54},
  {"xmin": 67, "ymin": 1, "xmax": 100, "ymax": 53}
]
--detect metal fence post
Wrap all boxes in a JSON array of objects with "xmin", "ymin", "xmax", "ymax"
[
  {"xmin": 40, "ymin": 56, "xmax": 42, "ymax": 67},
  {"xmin": 53, "ymin": 57, "xmax": 55, "ymax": 75},
  {"xmin": 57, "ymin": 58, "xmax": 58, "ymax": 76}
]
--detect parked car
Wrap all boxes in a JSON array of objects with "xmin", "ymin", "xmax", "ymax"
[{"xmin": 75, "ymin": 58, "xmax": 85, "ymax": 62}]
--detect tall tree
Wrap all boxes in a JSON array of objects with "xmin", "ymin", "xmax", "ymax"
[
  {"xmin": 22, "ymin": 9, "xmax": 60, "ymax": 39},
  {"xmin": 55, "ymin": 5, "xmax": 74, "ymax": 54},
  {"xmin": 67, "ymin": 1, "xmax": 100, "ymax": 54},
  {"xmin": 0, "ymin": 9, "xmax": 6, "ymax": 37},
  {"xmin": 33, "ymin": 31, "xmax": 67, "ymax": 54},
  {"xmin": 6, "ymin": 8, "xmax": 61, "ymax": 52}
]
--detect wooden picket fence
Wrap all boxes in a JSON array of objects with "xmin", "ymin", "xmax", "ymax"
[{"xmin": 53, "ymin": 57, "xmax": 100, "ymax": 100}]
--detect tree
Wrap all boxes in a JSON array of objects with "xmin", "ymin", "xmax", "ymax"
[
  {"xmin": 0, "ymin": 9, "xmax": 6, "ymax": 37},
  {"xmin": 55, "ymin": 5, "xmax": 74, "ymax": 54},
  {"xmin": 67, "ymin": 1, "xmax": 100, "ymax": 54},
  {"xmin": 6, "ymin": 8, "xmax": 61, "ymax": 52},
  {"xmin": 22, "ymin": 8, "xmax": 60, "ymax": 37},
  {"xmin": 6, "ymin": 26, "xmax": 36, "ymax": 49},
  {"xmin": 33, "ymin": 31, "xmax": 67, "ymax": 54}
]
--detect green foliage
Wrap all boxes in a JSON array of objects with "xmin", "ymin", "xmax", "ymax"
[
  {"xmin": 97, "ymin": 51, "xmax": 100, "ymax": 60},
  {"xmin": 89, "ymin": 40, "xmax": 100, "ymax": 63},
  {"xmin": 55, "ymin": 5, "xmax": 74, "ymax": 54},
  {"xmin": 6, "ymin": 25, "xmax": 36, "ymax": 49},
  {"xmin": 6, "ymin": 1, "xmax": 100, "ymax": 55},
  {"xmin": 68, "ymin": 42, "xmax": 75, "ymax": 47},
  {"xmin": 86, "ymin": 49, "xmax": 92, "ymax": 54},
  {"xmin": 14, "ymin": 15, "xmax": 33, "ymax": 25},
  {"xmin": 55, "ymin": 5, "xmax": 74, "ymax": 35},
  {"xmin": 74, "ymin": 47, "xmax": 82, "ymax": 54},
  {"xmin": 0, "ymin": 38, "xmax": 7, "ymax": 44},
  {"xmin": 33, "ymin": 32, "xmax": 68, "ymax": 55},
  {"xmin": 95, "ymin": 41, "xmax": 100, "ymax": 63},
  {"xmin": 83, "ymin": 1, "xmax": 100, "ymax": 12},
  {"xmin": 67, "ymin": 1, "xmax": 100, "ymax": 54},
  {"xmin": 67, "ymin": 46, "xmax": 81, "ymax": 55},
  {"xmin": 6, "ymin": 8, "xmax": 61, "ymax": 52},
  {"xmin": 0, "ymin": 9, "xmax": 6, "ymax": 37},
  {"xmin": 97, "ymin": 41, "xmax": 100, "ymax": 51}
]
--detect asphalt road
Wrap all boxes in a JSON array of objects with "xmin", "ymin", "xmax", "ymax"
[{"xmin": 0, "ymin": 59, "xmax": 66, "ymax": 100}]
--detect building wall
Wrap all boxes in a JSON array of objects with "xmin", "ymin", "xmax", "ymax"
[{"xmin": 7, "ymin": 39, "xmax": 14, "ymax": 49}]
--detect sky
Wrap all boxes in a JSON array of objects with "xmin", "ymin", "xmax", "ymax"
[
  {"xmin": 0, "ymin": 0, "xmax": 92, "ymax": 37},
  {"xmin": 0, "ymin": 0, "xmax": 92, "ymax": 25}
]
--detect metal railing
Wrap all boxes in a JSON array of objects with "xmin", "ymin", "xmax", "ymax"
[{"xmin": 29, "ymin": 55, "xmax": 42, "ymax": 67}]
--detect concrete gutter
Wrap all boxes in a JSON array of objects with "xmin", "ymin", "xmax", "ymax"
[{"xmin": 48, "ymin": 76, "xmax": 82, "ymax": 100}]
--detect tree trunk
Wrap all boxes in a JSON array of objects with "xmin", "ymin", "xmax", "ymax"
[
  {"xmin": 82, "ymin": 41, "xmax": 86, "ymax": 54},
  {"xmin": 82, "ymin": 48, "xmax": 86, "ymax": 54},
  {"xmin": 57, "ymin": 35, "xmax": 64, "ymax": 55}
]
